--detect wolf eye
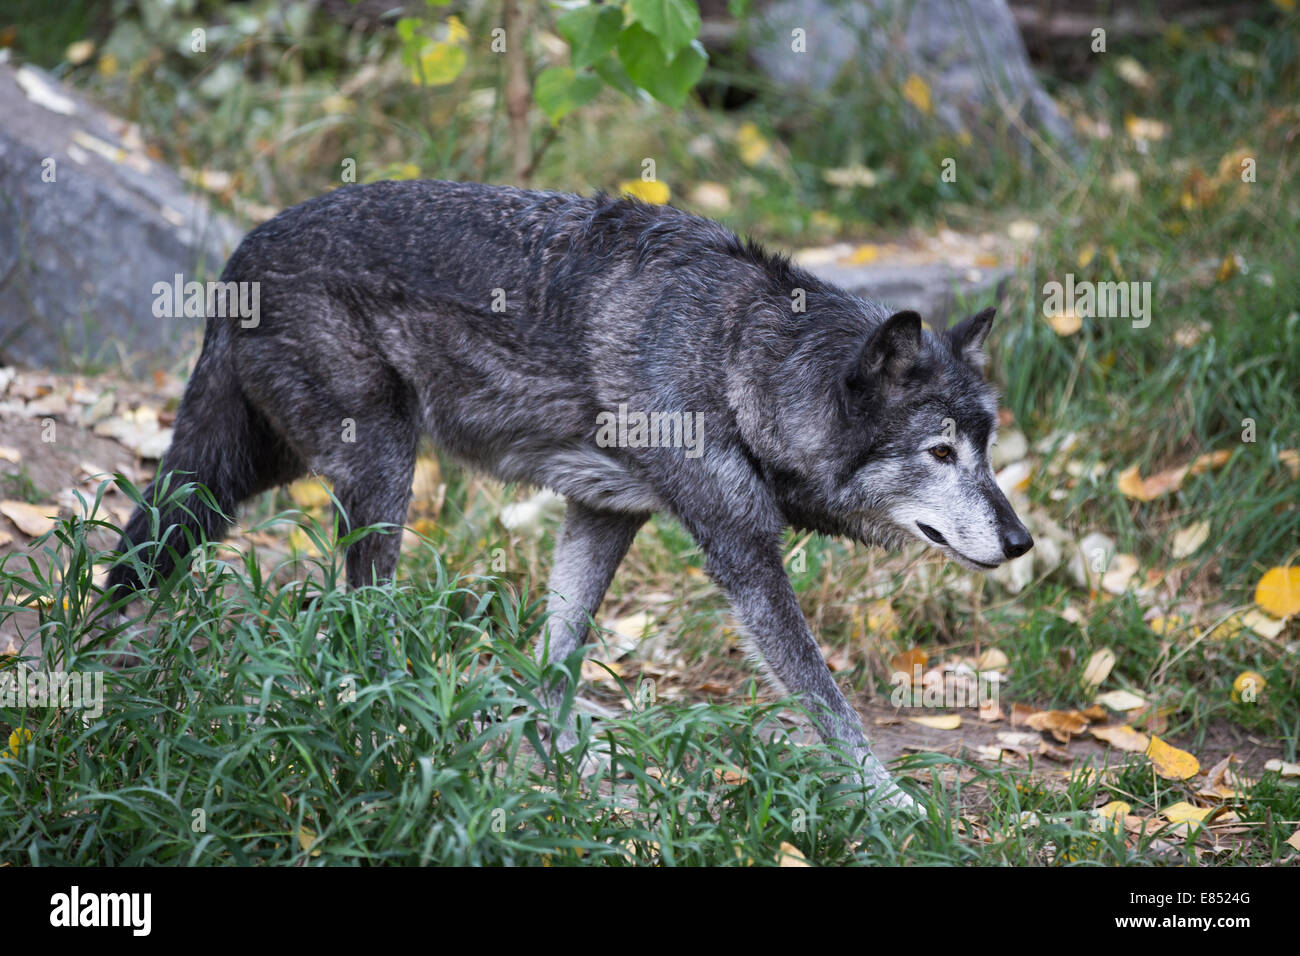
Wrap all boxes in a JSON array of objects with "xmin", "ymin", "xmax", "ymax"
[{"xmin": 929, "ymin": 445, "xmax": 954, "ymax": 461}]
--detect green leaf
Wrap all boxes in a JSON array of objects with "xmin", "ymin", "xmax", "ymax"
[
  {"xmin": 617, "ymin": 25, "xmax": 706, "ymax": 108},
  {"xmin": 629, "ymin": 0, "xmax": 702, "ymax": 60},
  {"xmin": 557, "ymin": 4, "xmax": 624, "ymax": 70},
  {"xmin": 534, "ymin": 66, "xmax": 604, "ymax": 124},
  {"xmin": 592, "ymin": 54, "xmax": 639, "ymax": 98},
  {"xmin": 411, "ymin": 41, "xmax": 467, "ymax": 86}
]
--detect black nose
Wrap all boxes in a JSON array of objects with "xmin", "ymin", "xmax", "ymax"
[{"xmin": 1001, "ymin": 526, "xmax": 1033, "ymax": 559}]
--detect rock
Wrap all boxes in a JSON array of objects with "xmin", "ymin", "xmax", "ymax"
[
  {"xmin": 0, "ymin": 63, "xmax": 242, "ymax": 372},
  {"xmin": 802, "ymin": 259, "xmax": 1011, "ymax": 327},
  {"xmin": 747, "ymin": 0, "xmax": 1073, "ymax": 147}
]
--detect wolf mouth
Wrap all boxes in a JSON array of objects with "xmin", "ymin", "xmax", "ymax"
[{"xmin": 916, "ymin": 522, "xmax": 1000, "ymax": 570}]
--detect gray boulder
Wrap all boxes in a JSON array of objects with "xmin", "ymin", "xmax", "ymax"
[
  {"xmin": 749, "ymin": 0, "xmax": 1073, "ymax": 146},
  {"xmin": 0, "ymin": 61, "xmax": 241, "ymax": 372}
]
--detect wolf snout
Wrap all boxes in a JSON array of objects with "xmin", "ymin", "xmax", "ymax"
[{"xmin": 1000, "ymin": 524, "xmax": 1033, "ymax": 560}]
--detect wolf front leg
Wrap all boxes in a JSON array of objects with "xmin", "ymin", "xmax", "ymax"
[
  {"xmin": 703, "ymin": 539, "xmax": 919, "ymax": 811},
  {"xmin": 536, "ymin": 500, "xmax": 647, "ymax": 753}
]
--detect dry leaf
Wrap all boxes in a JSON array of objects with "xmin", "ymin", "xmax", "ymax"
[
  {"xmin": 1101, "ymin": 554, "xmax": 1140, "ymax": 594},
  {"xmin": 1240, "ymin": 609, "xmax": 1285, "ymax": 639},
  {"xmin": 0, "ymin": 500, "xmax": 59, "ymax": 537},
  {"xmin": 1231, "ymin": 670, "xmax": 1266, "ymax": 702},
  {"xmin": 0, "ymin": 446, "xmax": 20, "ymax": 463},
  {"xmin": 1096, "ymin": 689, "xmax": 1146, "ymax": 712},
  {"xmin": 975, "ymin": 648, "xmax": 1009, "ymax": 670},
  {"xmin": 1082, "ymin": 648, "xmax": 1117, "ymax": 688},
  {"xmin": 778, "ymin": 842, "xmax": 810, "ymax": 866},
  {"xmin": 1264, "ymin": 759, "xmax": 1300, "ymax": 778},
  {"xmin": 909, "ymin": 714, "xmax": 962, "ymax": 730},
  {"xmin": 1161, "ymin": 802, "xmax": 1217, "ymax": 826},
  {"xmin": 890, "ymin": 647, "xmax": 928, "ymax": 679},
  {"xmin": 297, "ymin": 826, "xmax": 322, "ymax": 857},
  {"xmin": 1045, "ymin": 310, "xmax": 1082, "ymax": 336},
  {"xmin": 1146, "ymin": 735, "xmax": 1200, "ymax": 780},
  {"xmin": 1091, "ymin": 724, "xmax": 1151, "ymax": 753},
  {"xmin": 1170, "ymin": 521, "xmax": 1211, "ymax": 558},
  {"xmin": 1025, "ymin": 709, "xmax": 1089, "ymax": 742}
]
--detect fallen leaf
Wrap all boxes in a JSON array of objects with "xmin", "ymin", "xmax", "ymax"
[
  {"xmin": 901, "ymin": 73, "xmax": 932, "ymax": 114},
  {"xmin": 1096, "ymin": 689, "xmax": 1146, "ymax": 712},
  {"xmin": 1264, "ymin": 759, "xmax": 1300, "ymax": 778},
  {"xmin": 1170, "ymin": 521, "xmax": 1211, "ymax": 558},
  {"xmin": 1161, "ymin": 802, "xmax": 1217, "ymax": 826},
  {"xmin": 1081, "ymin": 648, "xmax": 1117, "ymax": 688},
  {"xmin": 580, "ymin": 659, "xmax": 625, "ymax": 683},
  {"xmin": 1286, "ymin": 830, "xmax": 1300, "ymax": 853},
  {"xmin": 975, "ymin": 648, "xmax": 1009, "ymax": 671},
  {"xmin": 1091, "ymin": 724, "xmax": 1151, "ymax": 753},
  {"xmin": 1025, "ymin": 709, "xmax": 1089, "ymax": 742},
  {"xmin": 890, "ymin": 647, "xmax": 928, "ymax": 679},
  {"xmin": 1231, "ymin": 670, "xmax": 1266, "ymax": 702},
  {"xmin": 1146, "ymin": 736, "xmax": 1200, "ymax": 780},
  {"xmin": 1045, "ymin": 310, "xmax": 1082, "ymax": 336},
  {"xmin": 1240, "ymin": 608, "xmax": 1285, "ymax": 639},
  {"xmin": 619, "ymin": 179, "xmax": 670, "ymax": 204},
  {"xmin": 0, "ymin": 446, "xmax": 20, "ymax": 463},
  {"xmin": 1101, "ymin": 554, "xmax": 1140, "ymax": 594},
  {"xmin": 909, "ymin": 714, "xmax": 962, "ymax": 730},
  {"xmin": 778, "ymin": 841, "xmax": 810, "ymax": 866},
  {"xmin": 1254, "ymin": 566, "xmax": 1300, "ymax": 617},
  {"xmin": 0, "ymin": 500, "xmax": 59, "ymax": 537},
  {"xmin": 297, "ymin": 826, "xmax": 322, "ymax": 857},
  {"xmin": 288, "ymin": 478, "xmax": 333, "ymax": 510}
]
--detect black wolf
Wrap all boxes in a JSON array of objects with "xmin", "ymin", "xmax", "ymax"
[{"xmin": 109, "ymin": 180, "xmax": 1032, "ymax": 806}]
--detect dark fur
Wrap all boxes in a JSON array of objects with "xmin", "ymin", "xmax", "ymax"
[{"xmin": 109, "ymin": 180, "xmax": 1025, "ymax": 805}]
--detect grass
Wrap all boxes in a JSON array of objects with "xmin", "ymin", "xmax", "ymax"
[{"xmin": 1, "ymin": 5, "xmax": 1297, "ymax": 864}]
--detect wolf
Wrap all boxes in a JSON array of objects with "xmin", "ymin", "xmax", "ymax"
[{"xmin": 107, "ymin": 179, "xmax": 1032, "ymax": 809}]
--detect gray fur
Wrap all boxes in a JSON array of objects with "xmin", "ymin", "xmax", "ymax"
[{"xmin": 107, "ymin": 180, "xmax": 1032, "ymax": 809}]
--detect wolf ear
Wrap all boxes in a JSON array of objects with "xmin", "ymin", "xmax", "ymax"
[
  {"xmin": 853, "ymin": 310, "xmax": 923, "ymax": 387},
  {"xmin": 947, "ymin": 306, "xmax": 996, "ymax": 373}
]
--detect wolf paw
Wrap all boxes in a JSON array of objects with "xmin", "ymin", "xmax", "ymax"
[{"xmin": 853, "ymin": 749, "xmax": 923, "ymax": 814}]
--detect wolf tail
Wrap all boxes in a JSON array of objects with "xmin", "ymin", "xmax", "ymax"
[{"xmin": 106, "ymin": 318, "xmax": 262, "ymax": 595}]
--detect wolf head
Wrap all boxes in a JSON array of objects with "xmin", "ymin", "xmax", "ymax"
[{"xmin": 732, "ymin": 299, "xmax": 1032, "ymax": 571}]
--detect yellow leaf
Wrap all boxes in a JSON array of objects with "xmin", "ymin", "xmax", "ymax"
[
  {"xmin": 1145, "ymin": 735, "xmax": 1200, "ymax": 780},
  {"xmin": 298, "ymin": 826, "xmax": 322, "ymax": 857},
  {"xmin": 778, "ymin": 841, "xmax": 810, "ymax": 866},
  {"xmin": 1231, "ymin": 670, "xmax": 1266, "ymax": 703},
  {"xmin": 902, "ymin": 74, "xmax": 932, "ymax": 114},
  {"xmin": 1240, "ymin": 608, "xmax": 1285, "ymax": 638},
  {"xmin": 1216, "ymin": 254, "xmax": 1240, "ymax": 282},
  {"xmin": 445, "ymin": 15, "xmax": 469, "ymax": 44},
  {"xmin": 1044, "ymin": 310, "xmax": 1082, "ymax": 336},
  {"xmin": 1091, "ymin": 724, "xmax": 1150, "ymax": 753},
  {"xmin": 1124, "ymin": 114, "xmax": 1168, "ymax": 141},
  {"xmin": 97, "ymin": 53, "xmax": 119, "ymax": 77},
  {"xmin": 1076, "ymin": 243, "xmax": 1096, "ymax": 268},
  {"xmin": 909, "ymin": 714, "xmax": 962, "ymax": 730},
  {"xmin": 619, "ymin": 179, "xmax": 671, "ymax": 204},
  {"xmin": 1161, "ymin": 801, "xmax": 1214, "ymax": 825},
  {"xmin": 1096, "ymin": 800, "xmax": 1131, "ymax": 822},
  {"xmin": 1254, "ymin": 566, "xmax": 1300, "ymax": 617},
  {"xmin": 411, "ymin": 42, "xmax": 467, "ymax": 86},
  {"xmin": 1279, "ymin": 448, "xmax": 1298, "ymax": 478},
  {"xmin": 3, "ymin": 727, "xmax": 33, "ymax": 759},
  {"xmin": 846, "ymin": 244, "xmax": 880, "ymax": 265},
  {"xmin": 735, "ymin": 122, "xmax": 771, "ymax": 166},
  {"xmin": 288, "ymin": 478, "xmax": 333, "ymax": 510}
]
